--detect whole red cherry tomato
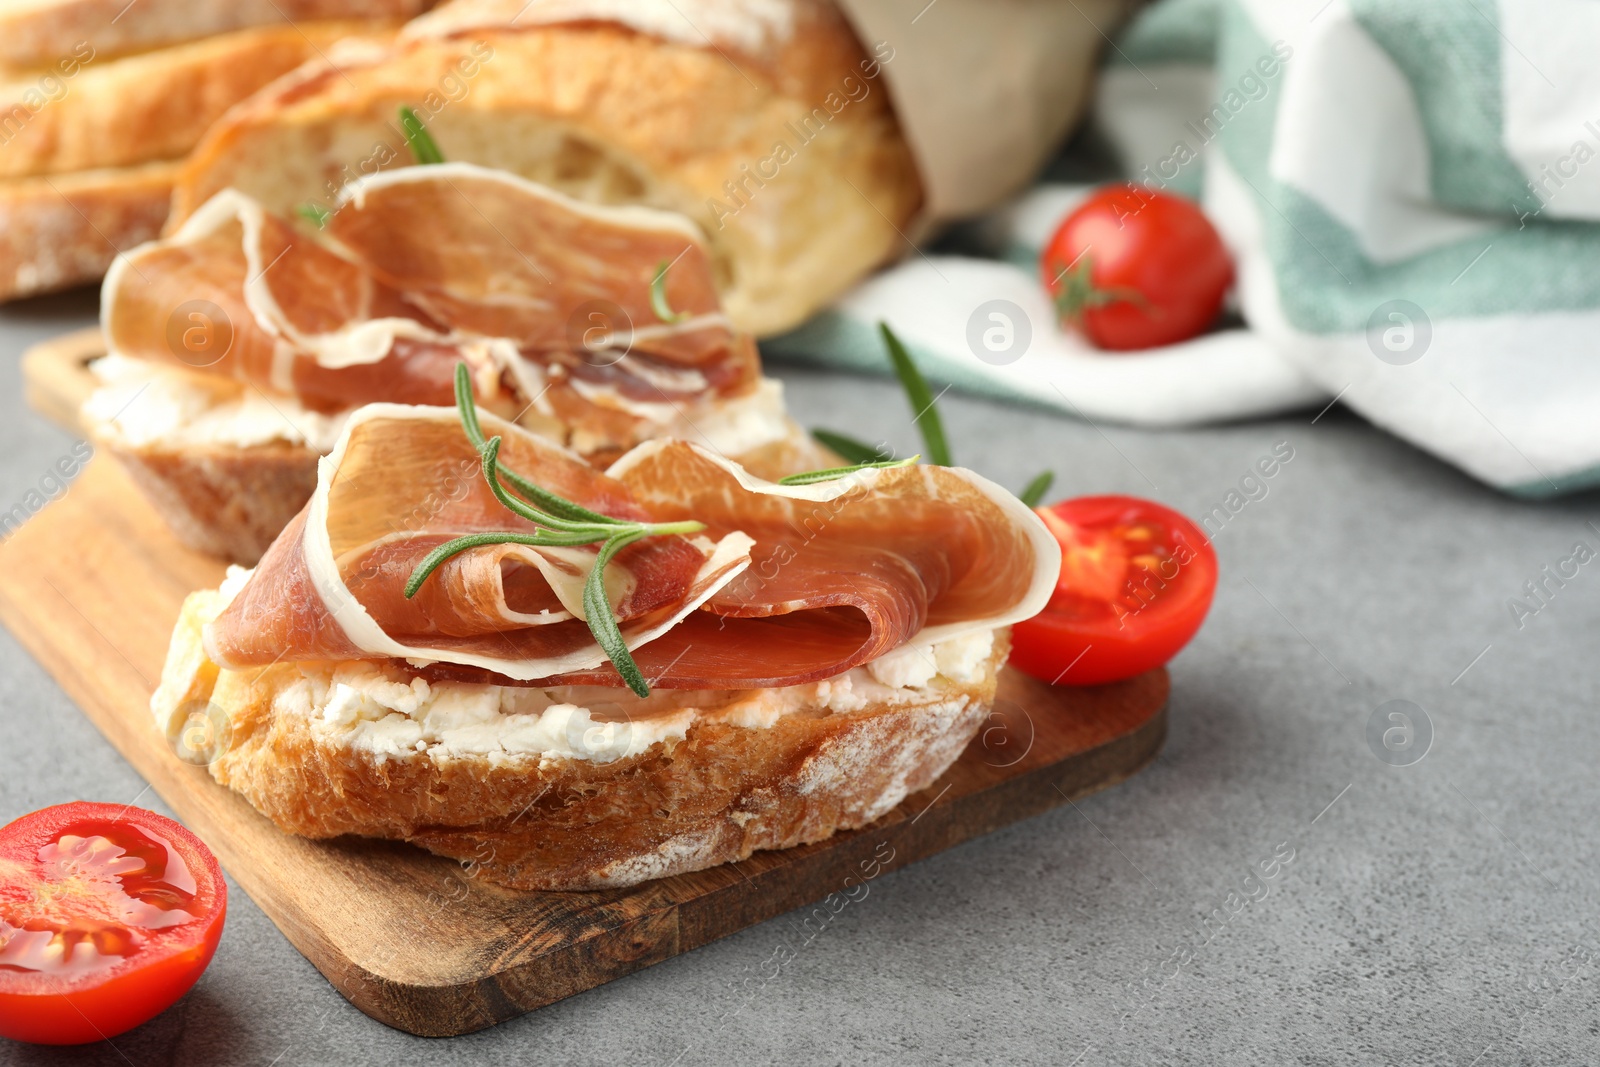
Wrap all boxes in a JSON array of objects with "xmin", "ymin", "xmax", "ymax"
[
  {"xmin": 0, "ymin": 802, "xmax": 227, "ymax": 1045},
  {"xmin": 1010, "ymin": 495, "xmax": 1217, "ymax": 685},
  {"xmin": 1041, "ymin": 185, "xmax": 1233, "ymax": 351}
]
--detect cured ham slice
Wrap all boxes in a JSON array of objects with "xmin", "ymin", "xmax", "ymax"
[
  {"xmin": 206, "ymin": 405, "xmax": 753, "ymax": 679},
  {"xmin": 100, "ymin": 163, "xmax": 760, "ymax": 432},
  {"xmin": 204, "ymin": 404, "xmax": 1059, "ymax": 690},
  {"xmin": 326, "ymin": 167, "xmax": 740, "ymax": 378},
  {"xmin": 102, "ymin": 195, "xmax": 449, "ymax": 409}
]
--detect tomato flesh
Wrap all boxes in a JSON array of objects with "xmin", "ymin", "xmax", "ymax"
[
  {"xmin": 1010, "ymin": 495, "xmax": 1217, "ymax": 686},
  {"xmin": 0, "ymin": 803, "xmax": 226, "ymax": 1045},
  {"xmin": 1042, "ymin": 185, "xmax": 1234, "ymax": 351}
]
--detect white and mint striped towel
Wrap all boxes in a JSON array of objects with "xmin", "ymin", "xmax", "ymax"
[{"xmin": 767, "ymin": 0, "xmax": 1600, "ymax": 497}]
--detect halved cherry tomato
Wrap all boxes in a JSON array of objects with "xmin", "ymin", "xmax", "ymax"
[
  {"xmin": 1042, "ymin": 185, "xmax": 1233, "ymax": 351},
  {"xmin": 1011, "ymin": 495, "xmax": 1217, "ymax": 686},
  {"xmin": 0, "ymin": 802, "xmax": 226, "ymax": 1045}
]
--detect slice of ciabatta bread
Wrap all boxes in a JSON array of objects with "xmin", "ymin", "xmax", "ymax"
[
  {"xmin": 82, "ymin": 358, "xmax": 834, "ymax": 564},
  {"xmin": 0, "ymin": 160, "xmax": 175, "ymax": 299},
  {"xmin": 93, "ymin": 420, "xmax": 831, "ymax": 565},
  {"xmin": 0, "ymin": 0, "xmax": 431, "ymax": 69},
  {"xmin": 0, "ymin": 20, "xmax": 404, "ymax": 180},
  {"xmin": 154, "ymin": 584, "xmax": 1006, "ymax": 890},
  {"xmin": 168, "ymin": 0, "xmax": 923, "ymax": 336},
  {"xmin": 103, "ymin": 440, "xmax": 322, "ymax": 565}
]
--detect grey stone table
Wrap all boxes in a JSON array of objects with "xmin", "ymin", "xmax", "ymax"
[{"xmin": 1, "ymin": 292, "xmax": 1595, "ymax": 1066}]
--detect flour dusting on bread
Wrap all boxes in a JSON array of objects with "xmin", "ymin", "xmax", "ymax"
[
  {"xmin": 408, "ymin": 0, "xmax": 798, "ymax": 55},
  {"xmin": 151, "ymin": 584, "xmax": 1009, "ymax": 890}
]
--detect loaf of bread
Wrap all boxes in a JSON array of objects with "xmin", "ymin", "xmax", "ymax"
[
  {"xmin": 0, "ymin": 0, "xmax": 428, "ymax": 67},
  {"xmin": 0, "ymin": 22, "xmax": 405, "ymax": 179},
  {"xmin": 0, "ymin": 10, "xmax": 411, "ymax": 300},
  {"xmin": 170, "ymin": 0, "xmax": 924, "ymax": 335},
  {"xmin": 0, "ymin": 162, "xmax": 176, "ymax": 299}
]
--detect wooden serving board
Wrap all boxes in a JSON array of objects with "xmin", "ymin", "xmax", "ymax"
[
  {"xmin": 20, "ymin": 325, "xmax": 100, "ymax": 435},
  {"xmin": 6, "ymin": 344, "xmax": 1169, "ymax": 1038}
]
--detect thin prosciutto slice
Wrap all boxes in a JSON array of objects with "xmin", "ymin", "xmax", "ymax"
[
  {"xmin": 207, "ymin": 405, "xmax": 754, "ymax": 679},
  {"xmin": 204, "ymin": 405, "xmax": 1060, "ymax": 690},
  {"xmin": 100, "ymin": 162, "xmax": 759, "ymax": 417}
]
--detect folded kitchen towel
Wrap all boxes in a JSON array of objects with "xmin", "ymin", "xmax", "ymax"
[{"xmin": 767, "ymin": 0, "xmax": 1600, "ymax": 496}]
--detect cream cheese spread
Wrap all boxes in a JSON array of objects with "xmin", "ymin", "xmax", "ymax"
[
  {"xmin": 83, "ymin": 355, "xmax": 350, "ymax": 452},
  {"xmin": 274, "ymin": 628, "xmax": 996, "ymax": 766},
  {"xmin": 83, "ymin": 355, "xmax": 792, "ymax": 460}
]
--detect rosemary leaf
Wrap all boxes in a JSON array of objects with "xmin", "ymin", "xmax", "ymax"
[
  {"xmin": 400, "ymin": 106, "xmax": 445, "ymax": 165},
  {"xmin": 584, "ymin": 529, "xmax": 652, "ymax": 697},
  {"xmin": 778, "ymin": 456, "xmax": 918, "ymax": 486},
  {"xmin": 451, "ymin": 365, "xmax": 613, "ymax": 525},
  {"xmin": 296, "ymin": 202, "xmax": 331, "ymax": 229},
  {"xmin": 453, "ymin": 361, "xmax": 486, "ymax": 446},
  {"xmin": 1018, "ymin": 470, "xmax": 1055, "ymax": 508},
  {"xmin": 478, "ymin": 437, "xmax": 598, "ymax": 533},
  {"xmin": 650, "ymin": 260, "xmax": 690, "ymax": 324},
  {"xmin": 879, "ymin": 322, "xmax": 952, "ymax": 467},
  {"xmin": 407, "ymin": 362, "xmax": 707, "ymax": 697},
  {"xmin": 810, "ymin": 429, "xmax": 891, "ymax": 465}
]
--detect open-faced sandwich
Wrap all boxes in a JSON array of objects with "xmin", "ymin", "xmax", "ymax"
[
  {"xmin": 167, "ymin": 0, "xmax": 922, "ymax": 335},
  {"xmin": 84, "ymin": 162, "xmax": 825, "ymax": 562},
  {"xmin": 149, "ymin": 370, "xmax": 1058, "ymax": 889}
]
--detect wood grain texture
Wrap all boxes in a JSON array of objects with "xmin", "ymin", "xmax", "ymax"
[
  {"xmin": 21, "ymin": 325, "xmax": 100, "ymax": 433},
  {"xmin": 0, "ymin": 450, "xmax": 1168, "ymax": 1038}
]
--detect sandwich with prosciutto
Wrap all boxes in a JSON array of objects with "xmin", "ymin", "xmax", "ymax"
[
  {"xmin": 166, "ymin": 0, "xmax": 922, "ymax": 336},
  {"xmin": 84, "ymin": 162, "xmax": 825, "ymax": 563},
  {"xmin": 150, "ymin": 375, "xmax": 1059, "ymax": 890}
]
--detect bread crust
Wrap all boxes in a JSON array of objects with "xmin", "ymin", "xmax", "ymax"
[
  {"xmin": 94, "ymin": 412, "xmax": 831, "ymax": 565},
  {"xmin": 156, "ymin": 589, "xmax": 1004, "ymax": 890},
  {"xmin": 0, "ymin": 160, "xmax": 176, "ymax": 300},
  {"xmin": 171, "ymin": 11, "xmax": 923, "ymax": 335},
  {"xmin": 101, "ymin": 437, "xmax": 321, "ymax": 565},
  {"xmin": 0, "ymin": 0, "xmax": 430, "ymax": 68},
  {"xmin": 0, "ymin": 20, "xmax": 403, "ymax": 179},
  {"xmin": 411, "ymin": 685, "xmax": 990, "ymax": 889}
]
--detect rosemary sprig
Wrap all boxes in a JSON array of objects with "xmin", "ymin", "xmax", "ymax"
[
  {"xmin": 876, "ymin": 322, "xmax": 1054, "ymax": 506},
  {"xmin": 404, "ymin": 364, "xmax": 704, "ymax": 697},
  {"xmin": 650, "ymin": 260, "xmax": 690, "ymax": 323},
  {"xmin": 400, "ymin": 105, "xmax": 445, "ymax": 165},
  {"xmin": 880, "ymin": 322, "xmax": 952, "ymax": 467},
  {"xmin": 451, "ymin": 366, "xmax": 614, "ymax": 526},
  {"xmin": 1018, "ymin": 470, "xmax": 1055, "ymax": 507},
  {"xmin": 808, "ymin": 429, "xmax": 891, "ymax": 465},
  {"xmin": 582, "ymin": 529, "xmax": 649, "ymax": 686},
  {"xmin": 778, "ymin": 455, "xmax": 918, "ymax": 486}
]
